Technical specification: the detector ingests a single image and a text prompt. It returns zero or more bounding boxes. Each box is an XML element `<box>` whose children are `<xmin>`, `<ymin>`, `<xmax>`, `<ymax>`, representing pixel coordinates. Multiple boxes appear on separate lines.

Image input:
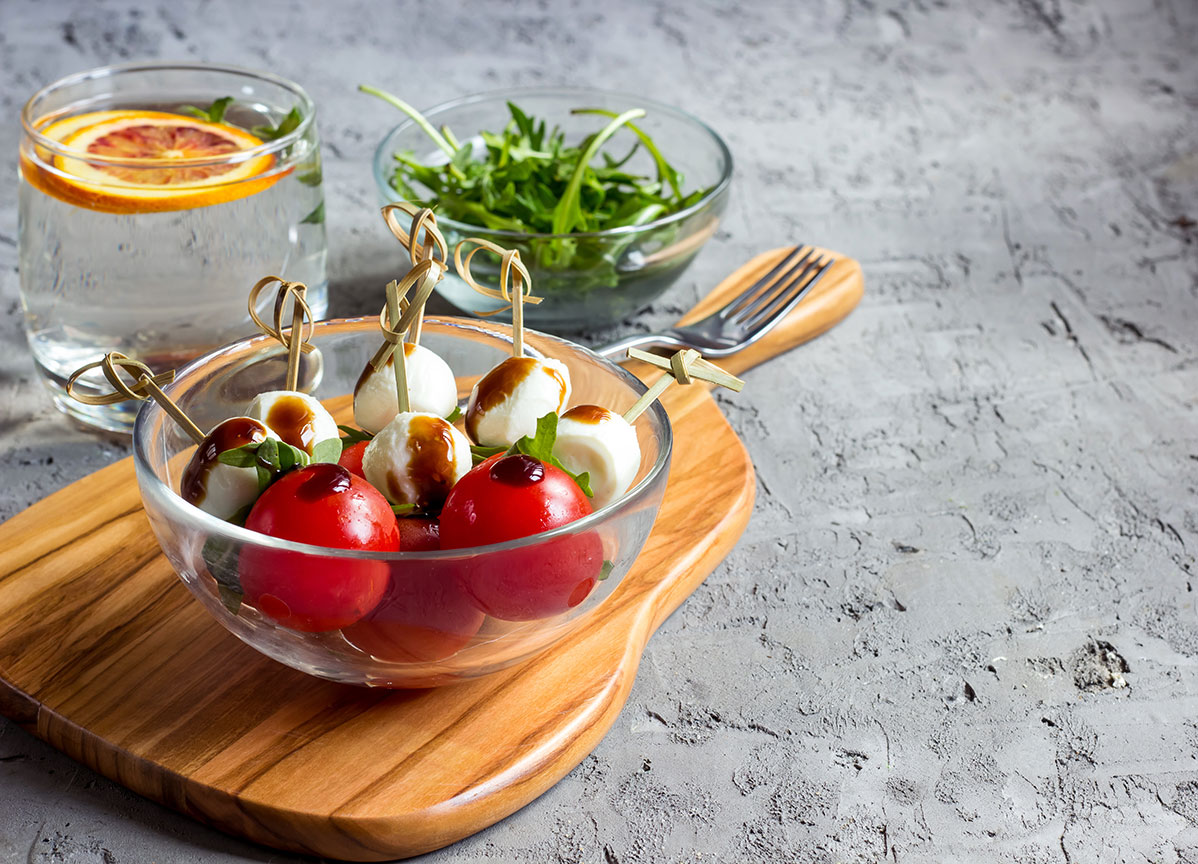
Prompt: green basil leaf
<box><xmin>256</xmin><ymin>438</ymin><xmax>281</xmax><ymax>469</ymax></box>
<box><xmin>179</xmin><ymin>96</ymin><xmax>234</xmax><ymax>124</ymax></box>
<box><xmin>201</xmin><ymin>534</ymin><xmax>243</xmax><ymax>613</ymax></box>
<box><xmin>470</xmin><ymin>444</ymin><xmax>507</xmax><ymax>466</ymax></box>
<box><xmin>301</xmin><ymin>201</ymin><xmax>325</xmax><ymax>225</ymax></box>
<box><xmin>252</xmin><ymin>106</ymin><xmax>303</xmax><ymax>141</ymax></box>
<box><xmin>339</xmin><ymin>425</ymin><xmax>375</xmax><ymax>446</ymax></box>
<box><xmin>445</xmin><ymin>405</ymin><xmax>463</xmax><ymax>424</ymax></box>
<box><xmin>207</xmin><ymin>96</ymin><xmax>233</xmax><ymax>124</ymax></box>
<box><xmin>256</xmin><ymin>464</ymin><xmax>272</xmax><ymax>492</ymax></box>
<box><xmin>311</xmin><ymin>437</ymin><xmax>343</xmax><ymax>464</ymax></box>
<box><xmin>505</xmin><ymin>412</ymin><xmax>593</xmax><ymax>497</ymax></box>
<box><xmin>217</xmin><ymin>445</ymin><xmax>259</xmax><ymax>467</ymax></box>
<box><xmin>597</xmin><ymin>560</ymin><xmax>614</xmax><ymax>581</ymax></box>
<box><xmin>572</xmin><ymin>470</ymin><xmax>594</xmax><ymax>499</ymax></box>
<box><xmin>227</xmin><ymin>503</ymin><xmax>254</xmax><ymax>527</ymax></box>
<box><xmin>390</xmin><ymin>502</ymin><xmax>417</xmax><ymax>516</ymax></box>
<box><xmin>217</xmin><ymin>584</ymin><xmax>244</xmax><ymax>615</ymax></box>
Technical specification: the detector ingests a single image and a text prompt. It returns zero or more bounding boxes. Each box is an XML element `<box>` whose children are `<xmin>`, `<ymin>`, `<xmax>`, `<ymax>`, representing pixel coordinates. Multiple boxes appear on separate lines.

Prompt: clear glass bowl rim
<box><xmin>132</xmin><ymin>315</ymin><xmax>673</xmax><ymax>561</ymax></box>
<box><xmin>21</xmin><ymin>61</ymin><xmax>317</xmax><ymax>170</ymax></box>
<box><xmin>371</xmin><ymin>85</ymin><xmax>734</xmax><ymax>242</ymax></box>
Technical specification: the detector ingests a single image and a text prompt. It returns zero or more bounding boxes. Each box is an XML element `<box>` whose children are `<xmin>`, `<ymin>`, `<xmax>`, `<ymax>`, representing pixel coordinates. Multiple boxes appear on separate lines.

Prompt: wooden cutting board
<box><xmin>0</xmin><ymin>248</ymin><xmax>862</xmax><ymax>860</ymax></box>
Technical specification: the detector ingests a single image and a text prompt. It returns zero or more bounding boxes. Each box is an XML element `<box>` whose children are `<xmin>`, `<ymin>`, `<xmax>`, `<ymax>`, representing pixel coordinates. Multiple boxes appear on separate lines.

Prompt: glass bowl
<box><xmin>133</xmin><ymin>317</ymin><xmax>671</xmax><ymax>688</ymax></box>
<box><xmin>371</xmin><ymin>87</ymin><xmax>733</xmax><ymax>332</ymax></box>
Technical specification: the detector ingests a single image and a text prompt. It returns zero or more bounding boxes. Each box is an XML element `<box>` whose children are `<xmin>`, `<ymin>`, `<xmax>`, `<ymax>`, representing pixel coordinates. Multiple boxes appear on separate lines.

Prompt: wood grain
<box><xmin>0</xmin><ymin>247</ymin><xmax>861</xmax><ymax>860</ymax></box>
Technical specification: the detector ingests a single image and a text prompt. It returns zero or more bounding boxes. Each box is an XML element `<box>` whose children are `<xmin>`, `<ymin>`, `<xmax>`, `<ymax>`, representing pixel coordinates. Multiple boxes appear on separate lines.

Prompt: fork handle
<box><xmin>592</xmin><ymin>331</ymin><xmax>690</xmax><ymax>359</ymax></box>
<box><xmin>596</xmin><ymin>246</ymin><xmax>864</xmax><ymax>377</ymax></box>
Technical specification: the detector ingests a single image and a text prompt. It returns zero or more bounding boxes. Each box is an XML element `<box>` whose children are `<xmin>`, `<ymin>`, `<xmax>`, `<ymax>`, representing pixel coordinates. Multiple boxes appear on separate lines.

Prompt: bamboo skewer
<box><xmin>370</xmin><ymin>204</ymin><xmax>452</xmax><ymax>412</ymax></box>
<box><xmin>247</xmin><ymin>276</ymin><xmax>315</xmax><ymax>392</ymax></box>
<box><xmin>623</xmin><ymin>348</ymin><xmax>744</xmax><ymax>423</ymax></box>
<box><xmin>67</xmin><ymin>352</ymin><xmax>205</xmax><ymax>444</ymax></box>
<box><xmin>454</xmin><ymin>237</ymin><xmax>539</xmax><ymax>358</ymax></box>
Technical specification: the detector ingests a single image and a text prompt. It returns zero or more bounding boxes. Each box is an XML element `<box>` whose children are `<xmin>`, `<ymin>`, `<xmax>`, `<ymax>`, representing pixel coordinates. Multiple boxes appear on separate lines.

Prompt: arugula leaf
<box><xmin>339</xmin><ymin>425</ymin><xmax>375</xmax><ymax>446</ymax></box>
<box><xmin>180</xmin><ymin>96</ymin><xmax>233</xmax><ymax>124</ymax></box>
<box><xmin>359</xmin><ymin>86</ymin><xmax>714</xmax><ymax>310</ymax></box>
<box><xmin>311</xmin><ymin>437</ymin><xmax>343</xmax><ymax>464</ymax></box>
<box><xmin>505</xmin><ymin>413</ymin><xmax>594</xmax><ymax>497</ymax></box>
<box><xmin>445</xmin><ymin>405</ymin><xmax>463</xmax><ymax>424</ymax></box>
<box><xmin>252</xmin><ymin>106</ymin><xmax>303</xmax><ymax>141</ymax></box>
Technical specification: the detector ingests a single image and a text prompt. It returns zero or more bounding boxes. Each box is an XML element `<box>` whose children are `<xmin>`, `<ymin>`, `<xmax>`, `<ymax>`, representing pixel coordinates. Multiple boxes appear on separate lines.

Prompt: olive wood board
<box><xmin>0</xmin><ymin>247</ymin><xmax>862</xmax><ymax>860</ymax></box>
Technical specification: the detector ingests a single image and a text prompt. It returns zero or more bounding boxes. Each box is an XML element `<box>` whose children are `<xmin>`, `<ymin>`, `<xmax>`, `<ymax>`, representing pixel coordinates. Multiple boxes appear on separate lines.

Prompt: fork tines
<box><xmin>721</xmin><ymin>246</ymin><xmax>833</xmax><ymax>331</ymax></box>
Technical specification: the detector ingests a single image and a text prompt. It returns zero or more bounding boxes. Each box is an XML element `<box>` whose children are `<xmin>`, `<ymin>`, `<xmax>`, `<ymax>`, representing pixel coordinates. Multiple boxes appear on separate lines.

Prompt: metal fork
<box><xmin>594</xmin><ymin>246</ymin><xmax>835</xmax><ymax>359</ymax></box>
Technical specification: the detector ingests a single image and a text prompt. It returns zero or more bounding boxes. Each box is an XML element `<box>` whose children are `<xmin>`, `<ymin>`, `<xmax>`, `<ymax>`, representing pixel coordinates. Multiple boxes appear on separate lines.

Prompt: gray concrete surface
<box><xmin>1</xmin><ymin>0</ymin><xmax>1196</xmax><ymax>861</ymax></box>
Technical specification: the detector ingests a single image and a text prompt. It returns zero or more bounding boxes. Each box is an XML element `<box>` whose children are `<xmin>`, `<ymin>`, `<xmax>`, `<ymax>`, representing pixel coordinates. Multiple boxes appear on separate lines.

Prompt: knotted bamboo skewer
<box><xmin>247</xmin><ymin>276</ymin><xmax>315</xmax><ymax>392</ymax></box>
<box><xmin>66</xmin><ymin>352</ymin><xmax>205</xmax><ymax>444</ymax></box>
<box><xmin>622</xmin><ymin>347</ymin><xmax>744</xmax><ymax>422</ymax></box>
<box><xmin>454</xmin><ymin>237</ymin><xmax>541</xmax><ymax>358</ymax></box>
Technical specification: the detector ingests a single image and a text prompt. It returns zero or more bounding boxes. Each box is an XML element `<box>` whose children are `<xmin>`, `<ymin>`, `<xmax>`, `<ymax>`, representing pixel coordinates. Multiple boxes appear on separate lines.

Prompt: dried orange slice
<box><xmin>22</xmin><ymin>110</ymin><xmax>283</xmax><ymax>213</ymax></box>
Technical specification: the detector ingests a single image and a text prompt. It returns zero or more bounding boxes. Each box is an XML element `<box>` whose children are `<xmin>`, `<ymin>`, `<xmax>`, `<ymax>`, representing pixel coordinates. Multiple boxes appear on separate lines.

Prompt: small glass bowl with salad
<box><xmin>369</xmin><ymin>87</ymin><xmax>733</xmax><ymax>332</ymax></box>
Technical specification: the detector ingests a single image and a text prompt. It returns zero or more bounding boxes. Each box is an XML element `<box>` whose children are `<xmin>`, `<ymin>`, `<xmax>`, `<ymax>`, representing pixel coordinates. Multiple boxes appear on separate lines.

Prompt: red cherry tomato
<box><xmin>338</xmin><ymin>440</ymin><xmax>369</xmax><ymax>479</ymax></box>
<box><xmin>397</xmin><ymin>516</ymin><xmax>440</xmax><ymax>551</ymax></box>
<box><xmin>240</xmin><ymin>463</ymin><xmax>399</xmax><ymax>632</ymax></box>
<box><xmin>342</xmin><ymin>559</ymin><xmax>484</xmax><ymax>664</ymax></box>
<box><xmin>440</xmin><ymin>454</ymin><xmax>602</xmax><ymax>620</ymax></box>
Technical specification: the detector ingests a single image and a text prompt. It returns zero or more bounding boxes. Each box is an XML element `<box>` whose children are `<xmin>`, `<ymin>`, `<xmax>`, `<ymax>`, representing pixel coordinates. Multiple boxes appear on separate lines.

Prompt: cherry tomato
<box><xmin>342</xmin><ymin>559</ymin><xmax>484</xmax><ymax>663</ymax></box>
<box><xmin>338</xmin><ymin>440</ymin><xmax>369</xmax><ymax>479</ymax></box>
<box><xmin>397</xmin><ymin>516</ymin><xmax>440</xmax><ymax>551</ymax></box>
<box><xmin>239</xmin><ymin>463</ymin><xmax>399</xmax><ymax>632</ymax></box>
<box><xmin>440</xmin><ymin>454</ymin><xmax>602</xmax><ymax>620</ymax></box>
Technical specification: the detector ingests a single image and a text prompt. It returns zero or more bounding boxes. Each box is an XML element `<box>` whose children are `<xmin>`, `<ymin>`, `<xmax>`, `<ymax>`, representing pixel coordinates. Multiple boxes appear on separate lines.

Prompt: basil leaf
<box><xmin>256</xmin><ymin>438</ymin><xmax>280</xmax><ymax>469</ymax></box>
<box><xmin>301</xmin><ymin>201</ymin><xmax>325</xmax><ymax>225</ymax></box>
<box><xmin>598</xmin><ymin>560</ymin><xmax>614</xmax><ymax>581</ymax></box>
<box><xmin>311</xmin><ymin>437</ymin><xmax>343</xmax><ymax>464</ymax></box>
<box><xmin>252</xmin><ymin>106</ymin><xmax>303</xmax><ymax>141</ymax></box>
<box><xmin>180</xmin><ymin>96</ymin><xmax>233</xmax><ymax>124</ymax></box>
<box><xmin>505</xmin><ymin>412</ymin><xmax>594</xmax><ymax>497</ymax></box>
<box><xmin>201</xmin><ymin>535</ymin><xmax>243</xmax><ymax>613</ymax></box>
<box><xmin>217</xmin><ymin>445</ymin><xmax>259</xmax><ymax>467</ymax></box>
<box><xmin>339</xmin><ymin>425</ymin><xmax>375</xmax><ymax>446</ymax></box>
<box><xmin>390</xmin><ymin>502</ymin><xmax>417</xmax><ymax>516</ymax></box>
<box><xmin>218</xmin><ymin>584</ymin><xmax>244</xmax><ymax>615</ymax></box>
<box><xmin>445</xmin><ymin>405</ymin><xmax>463</xmax><ymax>424</ymax></box>
<box><xmin>470</xmin><ymin>444</ymin><xmax>507</xmax><ymax>466</ymax></box>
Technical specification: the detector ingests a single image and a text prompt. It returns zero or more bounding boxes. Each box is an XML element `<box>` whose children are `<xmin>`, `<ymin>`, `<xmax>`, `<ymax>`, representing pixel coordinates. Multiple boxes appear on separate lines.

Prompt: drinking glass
<box><xmin>18</xmin><ymin>62</ymin><xmax>328</xmax><ymax>433</ymax></box>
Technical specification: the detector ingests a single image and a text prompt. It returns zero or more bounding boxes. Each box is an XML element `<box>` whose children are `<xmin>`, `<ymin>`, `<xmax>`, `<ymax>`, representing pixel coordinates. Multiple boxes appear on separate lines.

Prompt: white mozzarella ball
<box><xmin>362</xmin><ymin>411</ymin><xmax>472</xmax><ymax>510</ymax></box>
<box><xmin>555</xmin><ymin>406</ymin><xmax>641</xmax><ymax>509</ymax></box>
<box><xmin>181</xmin><ymin>417</ymin><xmax>280</xmax><ymax>520</ymax></box>
<box><xmin>353</xmin><ymin>343</ymin><xmax>459</xmax><ymax>434</ymax></box>
<box><xmin>465</xmin><ymin>356</ymin><xmax>571</xmax><ymax>447</ymax></box>
<box><xmin>245</xmin><ymin>390</ymin><xmax>339</xmax><ymax>457</ymax></box>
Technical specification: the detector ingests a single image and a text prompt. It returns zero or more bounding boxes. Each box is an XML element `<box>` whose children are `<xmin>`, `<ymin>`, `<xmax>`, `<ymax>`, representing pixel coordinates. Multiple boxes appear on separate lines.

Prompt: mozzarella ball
<box><xmin>555</xmin><ymin>405</ymin><xmax>641</xmax><ymax>509</ymax></box>
<box><xmin>180</xmin><ymin>417</ymin><xmax>280</xmax><ymax>520</ymax></box>
<box><xmin>362</xmin><ymin>412</ymin><xmax>472</xmax><ymax>511</ymax></box>
<box><xmin>246</xmin><ymin>390</ymin><xmax>339</xmax><ymax>457</ymax></box>
<box><xmin>353</xmin><ymin>343</ymin><xmax>459</xmax><ymax>434</ymax></box>
<box><xmin>465</xmin><ymin>356</ymin><xmax>571</xmax><ymax>447</ymax></box>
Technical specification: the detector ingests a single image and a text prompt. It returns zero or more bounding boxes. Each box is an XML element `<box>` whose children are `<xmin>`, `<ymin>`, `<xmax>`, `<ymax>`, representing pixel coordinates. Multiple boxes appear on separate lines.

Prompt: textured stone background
<box><xmin>1</xmin><ymin>0</ymin><xmax>1197</xmax><ymax>861</ymax></box>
